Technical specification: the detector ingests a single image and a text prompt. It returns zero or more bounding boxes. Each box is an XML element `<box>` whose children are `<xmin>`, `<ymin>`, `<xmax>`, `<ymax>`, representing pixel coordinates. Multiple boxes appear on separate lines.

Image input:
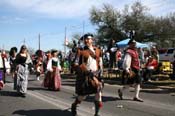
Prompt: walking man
<box><xmin>118</xmin><ymin>39</ymin><xmax>143</xmax><ymax>102</ymax></box>
<box><xmin>71</xmin><ymin>33</ymin><xmax>103</xmax><ymax>116</ymax></box>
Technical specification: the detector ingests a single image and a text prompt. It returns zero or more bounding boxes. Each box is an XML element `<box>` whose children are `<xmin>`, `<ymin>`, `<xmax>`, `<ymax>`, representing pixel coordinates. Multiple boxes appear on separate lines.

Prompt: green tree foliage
<box><xmin>90</xmin><ymin>1</ymin><xmax>175</xmax><ymax>48</ymax></box>
<box><xmin>153</xmin><ymin>13</ymin><xmax>175</xmax><ymax>48</ymax></box>
<box><xmin>121</xmin><ymin>2</ymin><xmax>149</xmax><ymax>41</ymax></box>
<box><xmin>90</xmin><ymin>4</ymin><xmax>125</xmax><ymax>45</ymax></box>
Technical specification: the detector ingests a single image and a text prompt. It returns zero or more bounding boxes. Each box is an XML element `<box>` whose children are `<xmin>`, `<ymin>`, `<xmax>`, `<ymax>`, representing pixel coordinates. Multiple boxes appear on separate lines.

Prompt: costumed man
<box><xmin>71</xmin><ymin>33</ymin><xmax>103</xmax><ymax>116</ymax></box>
<box><xmin>118</xmin><ymin>39</ymin><xmax>144</xmax><ymax>102</ymax></box>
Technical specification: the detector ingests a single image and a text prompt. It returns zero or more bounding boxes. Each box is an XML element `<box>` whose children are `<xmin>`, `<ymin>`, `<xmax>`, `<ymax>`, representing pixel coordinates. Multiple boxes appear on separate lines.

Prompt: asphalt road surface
<box><xmin>0</xmin><ymin>74</ymin><xmax>175</xmax><ymax>116</ymax></box>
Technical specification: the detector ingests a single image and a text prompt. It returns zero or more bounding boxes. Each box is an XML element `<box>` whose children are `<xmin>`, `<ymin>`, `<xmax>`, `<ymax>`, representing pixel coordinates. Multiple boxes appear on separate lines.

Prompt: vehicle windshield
<box><xmin>167</xmin><ymin>49</ymin><xmax>175</xmax><ymax>54</ymax></box>
<box><xmin>158</xmin><ymin>49</ymin><xmax>167</xmax><ymax>54</ymax></box>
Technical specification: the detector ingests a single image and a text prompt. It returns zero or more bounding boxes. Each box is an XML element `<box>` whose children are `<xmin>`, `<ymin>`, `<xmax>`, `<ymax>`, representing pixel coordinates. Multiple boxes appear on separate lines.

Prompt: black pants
<box><xmin>109</xmin><ymin>53</ymin><xmax>116</xmax><ymax>68</ymax></box>
<box><xmin>143</xmin><ymin>69</ymin><xmax>154</xmax><ymax>81</ymax></box>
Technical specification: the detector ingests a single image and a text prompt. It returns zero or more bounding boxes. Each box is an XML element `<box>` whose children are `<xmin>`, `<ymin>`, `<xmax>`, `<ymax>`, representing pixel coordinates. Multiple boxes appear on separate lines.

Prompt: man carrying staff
<box><xmin>71</xmin><ymin>33</ymin><xmax>103</xmax><ymax>116</ymax></box>
<box><xmin>118</xmin><ymin>39</ymin><xmax>144</xmax><ymax>102</ymax></box>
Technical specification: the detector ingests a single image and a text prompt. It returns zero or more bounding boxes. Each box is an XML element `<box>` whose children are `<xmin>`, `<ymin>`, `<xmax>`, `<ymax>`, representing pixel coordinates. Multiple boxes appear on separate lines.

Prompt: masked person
<box><xmin>118</xmin><ymin>39</ymin><xmax>143</xmax><ymax>102</ymax></box>
<box><xmin>71</xmin><ymin>33</ymin><xmax>103</xmax><ymax>116</ymax></box>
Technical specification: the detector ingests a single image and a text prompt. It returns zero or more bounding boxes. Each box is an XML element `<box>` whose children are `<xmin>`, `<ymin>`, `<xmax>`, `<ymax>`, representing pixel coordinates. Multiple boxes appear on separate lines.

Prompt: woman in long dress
<box><xmin>15</xmin><ymin>45</ymin><xmax>32</xmax><ymax>97</ymax></box>
<box><xmin>44</xmin><ymin>49</ymin><xmax>62</xmax><ymax>91</ymax></box>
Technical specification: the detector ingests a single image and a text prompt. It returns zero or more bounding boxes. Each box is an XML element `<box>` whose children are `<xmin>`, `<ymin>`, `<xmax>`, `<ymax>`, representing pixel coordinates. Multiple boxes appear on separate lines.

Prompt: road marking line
<box><xmin>6</xmin><ymin>83</ymin><xmax>112</xmax><ymax>116</ymax></box>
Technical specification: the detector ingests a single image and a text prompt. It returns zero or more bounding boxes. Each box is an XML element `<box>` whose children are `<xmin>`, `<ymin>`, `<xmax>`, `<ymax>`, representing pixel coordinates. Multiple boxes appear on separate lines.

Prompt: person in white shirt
<box><xmin>44</xmin><ymin>49</ymin><xmax>62</xmax><ymax>91</ymax></box>
<box><xmin>71</xmin><ymin>33</ymin><xmax>103</xmax><ymax>116</ymax></box>
<box><xmin>118</xmin><ymin>39</ymin><xmax>143</xmax><ymax>102</ymax></box>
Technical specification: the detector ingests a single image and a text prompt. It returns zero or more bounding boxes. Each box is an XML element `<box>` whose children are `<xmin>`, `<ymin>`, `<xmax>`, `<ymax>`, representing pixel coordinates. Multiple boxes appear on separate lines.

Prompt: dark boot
<box><xmin>71</xmin><ymin>99</ymin><xmax>81</xmax><ymax>116</ymax></box>
<box><xmin>118</xmin><ymin>89</ymin><xmax>123</xmax><ymax>100</ymax></box>
<box><xmin>94</xmin><ymin>101</ymin><xmax>103</xmax><ymax>116</ymax></box>
<box><xmin>71</xmin><ymin>103</ymin><xmax>77</xmax><ymax>116</ymax></box>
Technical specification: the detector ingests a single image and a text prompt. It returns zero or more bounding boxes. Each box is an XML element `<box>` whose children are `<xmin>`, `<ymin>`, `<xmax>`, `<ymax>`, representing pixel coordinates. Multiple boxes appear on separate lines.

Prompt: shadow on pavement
<box><xmin>27</xmin><ymin>87</ymin><xmax>47</xmax><ymax>91</ymax></box>
<box><xmin>61</xmin><ymin>74</ymin><xmax>76</xmax><ymax>79</ymax></box>
<box><xmin>28</xmin><ymin>79</ymin><xmax>39</xmax><ymax>82</ymax></box>
<box><xmin>62</xmin><ymin>73</ymin><xmax>175</xmax><ymax>95</ymax></box>
<box><xmin>0</xmin><ymin>90</ymin><xmax>20</xmax><ymax>97</ymax></box>
<box><xmin>102</xmin><ymin>95</ymin><xmax>119</xmax><ymax>102</ymax></box>
<box><xmin>13</xmin><ymin>109</ymin><xmax>72</xmax><ymax>116</ymax></box>
<box><xmin>62</xmin><ymin>80</ymin><xmax>75</xmax><ymax>83</ymax></box>
<box><xmin>84</xmin><ymin>95</ymin><xmax>119</xmax><ymax>103</ymax></box>
<box><xmin>103</xmin><ymin>78</ymin><xmax>122</xmax><ymax>85</ymax></box>
<box><xmin>61</xmin><ymin>83</ymin><xmax>75</xmax><ymax>87</ymax></box>
<box><xmin>145</xmin><ymin>81</ymin><xmax>175</xmax><ymax>87</ymax></box>
<box><xmin>140</xmin><ymin>88</ymin><xmax>175</xmax><ymax>94</ymax></box>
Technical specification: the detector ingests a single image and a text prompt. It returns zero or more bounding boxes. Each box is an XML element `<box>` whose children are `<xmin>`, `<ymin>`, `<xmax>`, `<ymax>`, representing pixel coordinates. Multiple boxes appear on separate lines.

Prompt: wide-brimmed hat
<box><xmin>80</xmin><ymin>33</ymin><xmax>94</xmax><ymax>41</ymax></box>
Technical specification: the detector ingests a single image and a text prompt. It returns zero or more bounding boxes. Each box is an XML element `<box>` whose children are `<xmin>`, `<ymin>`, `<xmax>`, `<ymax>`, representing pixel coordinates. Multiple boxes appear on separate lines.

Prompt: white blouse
<box><xmin>122</xmin><ymin>53</ymin><xmax>131</xmax><ymax>72</ymax></box>
<box><xmin>86</xmin><ymin>47</ymin><xmax>97</xmax><ymax>72</ymax></box>
<box><xmin>47</xmin><ymin>57</ymin><xmax>61</xmax><ymax>71</ymax></box>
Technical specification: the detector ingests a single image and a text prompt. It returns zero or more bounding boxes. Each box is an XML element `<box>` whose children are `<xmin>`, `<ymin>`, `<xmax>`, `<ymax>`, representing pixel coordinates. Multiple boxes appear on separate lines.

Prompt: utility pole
<box><xmin>23</xmin><ymin>38</ymin><xmax>26</xmax><ymax>45</ymax></box>
<box><xmin>2</xmin><ymin>44</ymin><xmax>4</xmax><ymax>50</ymax></box>
<box><xmin>81</xmin><ymin>21</ymin><xmax>85</xmax><ymax>42</ymax></box>
<box><xmin>38</xmin><ymin>33</ymin><xmax>40</xmax><ymax>50</ymax></box>
<box><xmin>64</xmin><ymin>27</ymin><xmax>67</xmax><ymax>57</ymax></box>
<box><xmin>83</xmin><ymin>21</ymin><xmax>85</xmax><ymax>36</ymax></box>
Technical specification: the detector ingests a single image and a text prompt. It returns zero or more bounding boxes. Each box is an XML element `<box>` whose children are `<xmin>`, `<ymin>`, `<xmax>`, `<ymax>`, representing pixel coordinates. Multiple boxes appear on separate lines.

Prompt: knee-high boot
<box><xmin>94</xmin><ymin>101</ymin><xmax>103</xmax><ymax>116</ymax></box>
<box><xmin>71</xmin><ymin>98</ymin><xmax>81</xmax><ymax>116</ymax></box>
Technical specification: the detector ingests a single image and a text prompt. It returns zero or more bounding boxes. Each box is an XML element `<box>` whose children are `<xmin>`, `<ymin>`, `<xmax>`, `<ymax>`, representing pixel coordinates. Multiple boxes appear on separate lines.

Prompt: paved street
<box><xmin>0</xmin><ymin>74</ymin><xmax>175</xmax><ymax>116</ymax></box>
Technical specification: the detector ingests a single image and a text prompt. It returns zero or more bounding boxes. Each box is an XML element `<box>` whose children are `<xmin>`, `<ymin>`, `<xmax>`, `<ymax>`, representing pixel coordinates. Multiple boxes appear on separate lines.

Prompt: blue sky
<box><xmin>0</xmin><ymin>0</ymin><xmax>175</xmax><ymax>52</ymax></box>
